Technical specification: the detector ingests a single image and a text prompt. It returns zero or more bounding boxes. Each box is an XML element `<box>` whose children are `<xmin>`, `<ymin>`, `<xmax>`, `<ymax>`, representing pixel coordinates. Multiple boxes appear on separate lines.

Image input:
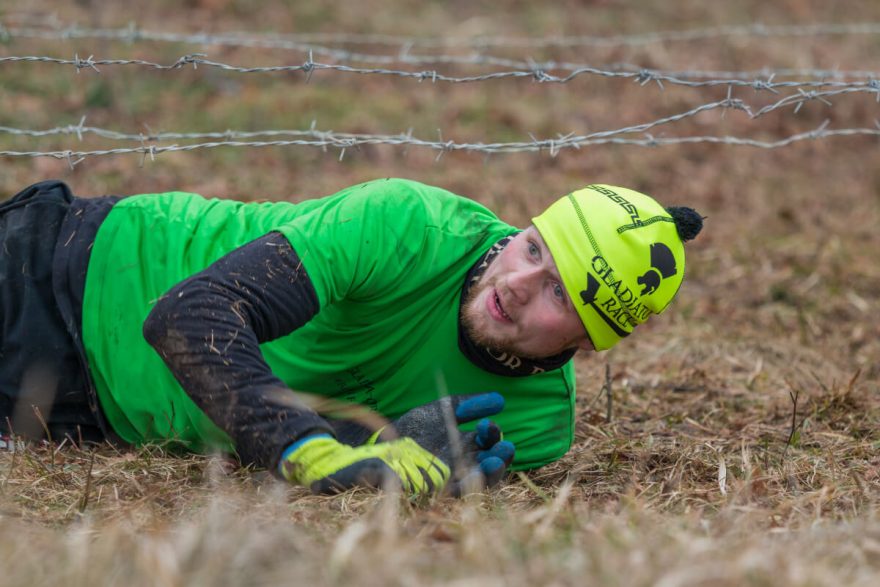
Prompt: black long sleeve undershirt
<box><xmin>142</xmin><ymin>232</ymin><xmax>334</xmax><ymax>468</ymax></box>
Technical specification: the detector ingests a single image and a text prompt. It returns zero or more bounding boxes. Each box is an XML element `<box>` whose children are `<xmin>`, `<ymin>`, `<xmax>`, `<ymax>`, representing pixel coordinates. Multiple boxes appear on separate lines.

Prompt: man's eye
<box><xmin>528</xmin><ymin>242</ymin><xmax>540</xmax><ymax>258</ymax></box>
<box><xmin>553</xmin><ymin>283</ymin><xmax>565</xmax><ymax>299</ymax></box>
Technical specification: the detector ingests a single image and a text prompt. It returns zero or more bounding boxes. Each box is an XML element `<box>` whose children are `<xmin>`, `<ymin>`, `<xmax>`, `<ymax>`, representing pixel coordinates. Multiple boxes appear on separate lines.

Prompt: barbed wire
<box><xmin>3</xmin><ymin>53</ymin><xmax>880</xmax><ymax>95</ymax></box>
<box><xmin>3</xmin><ymin>21</ymin><xmax>880</xmax><ymax>49</ymax></box>
<box><xmin>1</xmin><ymin>125</ymin><xmax>877</xmax><ymax>168</ymax></box>
<box><xmin>1</xmin><ymin>119</ymin><xmax>877</xmax><ymax>168</ymax></box>
<box><xmin>3</xmin><ymin>23</ymin><xmax>879</xmax><ymax>81</ymax></box>
<box><xmin>2</xmin><ymin>20</ymin><xmax>877</xmax><ymax>167</ymax></box>
<box><xmin>2</xmin><ymin>94</ymin><xmax>876</xmax><ymax>166</ymax></box>
<box><xmin>0</xmin><ymin>83</ymin><xmax>872</xmax><ymax>152</ymax></box>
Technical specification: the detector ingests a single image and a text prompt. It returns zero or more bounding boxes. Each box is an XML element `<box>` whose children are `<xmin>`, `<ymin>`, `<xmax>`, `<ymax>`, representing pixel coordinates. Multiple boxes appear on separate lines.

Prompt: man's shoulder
<box><xmin>349</xmin><ymin>177</ymin><xmax>458</xmax><ymax>196</ymax></box>
<box><xmin>342</xmin><ymin>178</ymin><xmax>498</xmax><ymax>219</ymax></box>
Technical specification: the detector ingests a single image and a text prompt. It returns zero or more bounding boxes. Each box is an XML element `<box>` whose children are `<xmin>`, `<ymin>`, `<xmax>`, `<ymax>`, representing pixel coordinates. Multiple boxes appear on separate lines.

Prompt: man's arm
<box><xmin>142</xmin><ymin>233</ymin><xmax>455</xmax><ymax>495</ymax></box>
<box><xmin>142</xmin><ymin>231</ymin><xmax>334</xmax><ymax>469</ymax></box>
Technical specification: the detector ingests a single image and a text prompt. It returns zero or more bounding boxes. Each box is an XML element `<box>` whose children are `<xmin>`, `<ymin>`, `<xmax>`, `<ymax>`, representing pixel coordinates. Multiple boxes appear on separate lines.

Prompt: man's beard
<box><xmin>461</xmin><ymin>275</ymin><xmax>535</xmax><ymax>360</ymax></box>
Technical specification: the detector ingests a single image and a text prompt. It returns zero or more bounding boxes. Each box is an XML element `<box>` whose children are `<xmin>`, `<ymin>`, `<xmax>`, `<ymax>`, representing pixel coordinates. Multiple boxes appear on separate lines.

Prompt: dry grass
<box><xmin>2</xmin><ymin>380</ymin><xmax>880</xmax><ymax>587</ymax></box>
<box><xmin>2</xmin><ymin>0</ymin><xmax>880</xmax><ymax>584</ymax></box>
<box><xmin>2</xmin><ymin>356</ymin><xmax>878</xmax><ymax>584</ymax></box>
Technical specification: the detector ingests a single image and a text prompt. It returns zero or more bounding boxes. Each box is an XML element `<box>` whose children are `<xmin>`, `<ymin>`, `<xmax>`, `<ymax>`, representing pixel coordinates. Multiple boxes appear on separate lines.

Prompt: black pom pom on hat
<box><xmin>665</xmin><ymin>206</ymin><xmax>704</xmax><ymax>242</ymax></box>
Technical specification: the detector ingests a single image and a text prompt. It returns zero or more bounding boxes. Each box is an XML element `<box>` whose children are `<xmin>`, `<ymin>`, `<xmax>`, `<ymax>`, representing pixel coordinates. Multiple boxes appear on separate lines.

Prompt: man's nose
<box><xmin>506</xmin><ymin>267</ymin><xmax>541</xmax><ymax>303</ymax></box>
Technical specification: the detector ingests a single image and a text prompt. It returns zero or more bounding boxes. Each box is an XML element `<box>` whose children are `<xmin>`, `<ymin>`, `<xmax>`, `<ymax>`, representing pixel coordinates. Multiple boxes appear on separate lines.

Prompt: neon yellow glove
<box><xmin>279</xmin><ymin>434</ymin><xmax>450</xmax><ymax>495</ymax></box>
<box><xmin>351</xmin><ymin>393</ymin><xmax>515</xmax><ymax>497</ymax></box>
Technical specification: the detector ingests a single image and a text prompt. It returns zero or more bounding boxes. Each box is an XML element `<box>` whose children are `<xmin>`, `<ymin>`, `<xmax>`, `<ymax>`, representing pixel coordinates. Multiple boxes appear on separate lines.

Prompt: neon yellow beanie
<box><xmin>532</xmin><ymin>184</ymin><xmax>701</xmax><ymax>351</ymax></box>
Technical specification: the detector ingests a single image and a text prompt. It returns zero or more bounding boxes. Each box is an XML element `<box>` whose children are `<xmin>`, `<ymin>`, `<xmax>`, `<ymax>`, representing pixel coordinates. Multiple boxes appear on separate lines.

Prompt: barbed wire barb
<box><xmin>870</xmin><ymin>79</ymin><xmax>880</xmax><ymax>102</ymax></box>
<box><xmin>73</xmin><ymin>53</ymin><xmax>100</xmax><ymax>73</ymax></box>
<box><xmin>74</xmin><ymin>116</ymin><xmax>87</xmax><ymax>141</ymax></box>
<box><xmin>811</xmin><ymin>119</ymin><xmax>832</xmax><ymax>139</ymax></box>
<box><xmin>793</xmin><ymin>89</ymin><xmax>833</xmax><ymax>113</ymax></box>
<box><xmin>303</xmin><ymin>50</ymin><xmax>315</xmax><ymax>82</ymax></box>
<box><xmin>64</xmin><ymin>150</ymin><xmax>84</xmax><ymax>169</ymax></box>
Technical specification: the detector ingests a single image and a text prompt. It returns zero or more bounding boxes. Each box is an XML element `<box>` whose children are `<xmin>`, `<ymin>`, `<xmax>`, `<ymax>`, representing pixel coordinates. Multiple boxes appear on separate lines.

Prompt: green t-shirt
<box><xmin>82</xmin><ymin>178</ymin><xmax>575</xmax><ymax>470</ymax></box>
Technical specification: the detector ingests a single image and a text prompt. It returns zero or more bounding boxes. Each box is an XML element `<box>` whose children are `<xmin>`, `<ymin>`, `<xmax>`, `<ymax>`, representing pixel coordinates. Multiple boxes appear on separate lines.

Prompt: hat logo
<box><xmin>579</xmin><ymin>273</ymin><xmax>631</xmax><ymax>338</ymax></box>
<box><xmin>637</xmin><ymin>243</ymin><xmax>677</xmax><ymax>296</ymax></box>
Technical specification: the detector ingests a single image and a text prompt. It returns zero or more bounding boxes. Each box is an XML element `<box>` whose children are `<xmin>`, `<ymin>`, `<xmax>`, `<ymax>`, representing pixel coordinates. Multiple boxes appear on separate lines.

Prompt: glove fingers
<box><xmin>452</xmin><ymin>392</ymin><xmax>505</xmax><ymax>424</ymax></box>
<box><xmin>398</xmin><ymin>461</ymin><xmax>448</xmax><ymax>495</ymax></box>
<box><xmin>311</xmin><ymin>458</ymin><xmax>398</xmax><ymax>495</ymax></box>
<box><xmin>443</xmin><ymin>427</ymin><xmax>512</xmax><ymax>470</ymax></box>
<box><xmin>414</xmin><ymin>464</ymin><xmax>443</xmax><ymax>494</ymax></box>
<box><xmin>477</xmin><ymin>440</ymin><xmax>515</xmax><ymax>466</ymax></box>
<box><xmin>475</xmin><ymin>419</ymin><xmax>502</xmax><ymax>450</ymax></box>
<box><xmin>478</xmin><ymin>456</ymin><xmax>508</xmax><ymax>488</ymax></box>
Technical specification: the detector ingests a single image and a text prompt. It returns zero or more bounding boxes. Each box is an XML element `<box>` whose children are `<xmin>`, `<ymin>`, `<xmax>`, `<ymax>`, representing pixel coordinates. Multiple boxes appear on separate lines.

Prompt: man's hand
<box><xmin>279</xmin><ymin>434</ymin><xmax>450</xmax><ymax>495</ymax></box>
<box><xmin>332</xmin><ymin>392</ymin><xmax>515</xmax><ymax>496</ymax></box>
<box><xmin>384</xmin><ymin>393</ymin><xmax>515</xmax><ymax>496</ymax></box>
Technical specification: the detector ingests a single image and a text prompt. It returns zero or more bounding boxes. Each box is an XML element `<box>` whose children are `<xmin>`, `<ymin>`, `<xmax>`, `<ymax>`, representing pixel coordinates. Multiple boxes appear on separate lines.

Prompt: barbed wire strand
<box><xmin>3</xmin><ymin>53</ymin><xmax>880</xmax><ymax>96</ymax></box>
<box><xmin>1</xmin><ymin>98</ymin><xmax>743</xmax><ymax>149</ymax></box>
<box><xmin>2</xmin><ymin>23</ymin><xmax>879</xmax><ymax>81</ymax></box>
<box><xmin>1</xmin><ymin>84</ymin><xmax>869</xmax><ymax>151</ymax></box>
<box><xmin>2</xmin><ymin>83</ymin><xmax>877</xmax><ymax>160</ymax></box>
<box><xmin>2</xmin><ymin>123</ymin><xmax>878</xmax><ymax>169</ymax></box>
<box><xmin>4</xmin><ymin>21</ymin><xmax>880</xmax><ymax>49</ymax></box>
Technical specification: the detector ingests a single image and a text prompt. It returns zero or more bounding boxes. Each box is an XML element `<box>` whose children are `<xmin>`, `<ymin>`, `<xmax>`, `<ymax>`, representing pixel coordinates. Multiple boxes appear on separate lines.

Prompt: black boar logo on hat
<box><xmin>637</xmin><ymin>243</ymin><xmax>677</xmax><ymax>296</ymax></box>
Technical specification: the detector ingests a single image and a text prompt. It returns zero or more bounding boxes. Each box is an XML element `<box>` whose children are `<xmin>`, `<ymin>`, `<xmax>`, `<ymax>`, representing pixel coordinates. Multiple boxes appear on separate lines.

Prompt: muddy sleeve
<box><xmin>142</xmin><ymin>231</ymin><xmax>334</xmax><ymax>469</ymax></box>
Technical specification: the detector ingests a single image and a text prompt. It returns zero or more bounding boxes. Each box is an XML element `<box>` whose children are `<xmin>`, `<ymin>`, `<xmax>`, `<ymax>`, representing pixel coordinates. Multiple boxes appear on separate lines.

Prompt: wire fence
<box><xmin>3</xmin><ymin>22</ymin><xmax>880</xmax><ymax>80</ymax></box>
<box><xmin>1</xmin><ymin>20</ymin><xmax>878</xmax><ymax>165</ymax></box>
<box><xmin>2</xmin><ymin>120</ymin><xmax>877</xmax><ymax>169</ymax></box>
<box><xmin>2</xmin><ymin>53</ymin><xmax>880</xmax><ymax>95</ymax></box>
<box><xmin>0</xmin><ymin>88</ymin><xmax>870</xmax><ymax>142</ymax></box>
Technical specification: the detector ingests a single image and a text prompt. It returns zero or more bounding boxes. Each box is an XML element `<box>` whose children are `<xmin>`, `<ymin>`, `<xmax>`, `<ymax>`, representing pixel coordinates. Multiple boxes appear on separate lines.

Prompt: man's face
<box><xmin>462</xmin><ymin>226</ymin><xmax>594</xmax><ymax>359</ymax></box>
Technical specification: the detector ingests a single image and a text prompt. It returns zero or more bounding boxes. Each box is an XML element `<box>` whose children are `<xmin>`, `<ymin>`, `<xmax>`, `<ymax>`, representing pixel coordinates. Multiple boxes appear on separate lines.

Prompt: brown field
<box><xmin>1</xmin><ymin>1</ymin><xmax>879</xmax><ymax>585</ymax></box>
